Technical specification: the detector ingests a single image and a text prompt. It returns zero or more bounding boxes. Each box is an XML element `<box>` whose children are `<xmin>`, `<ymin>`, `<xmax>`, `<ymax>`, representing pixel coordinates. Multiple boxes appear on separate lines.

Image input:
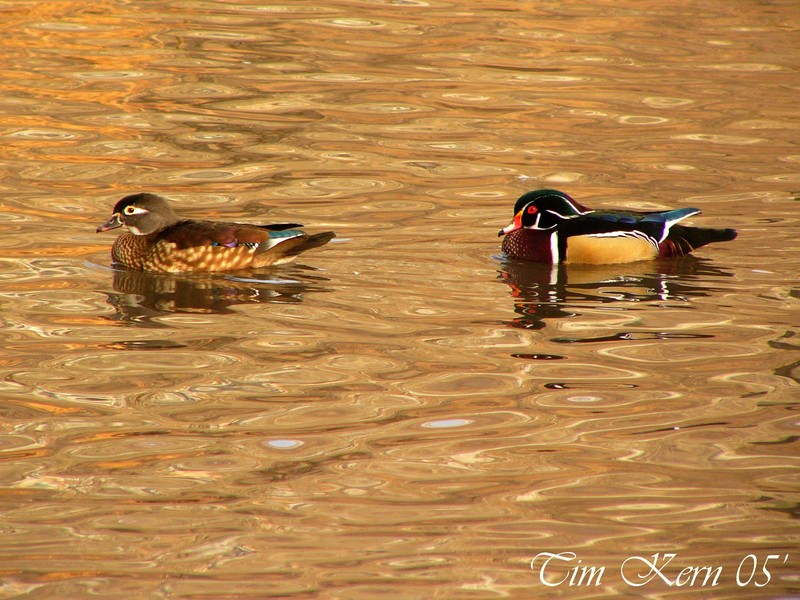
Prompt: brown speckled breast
<box><xmin>501</xmin><ymin>229</ymin><xmax>554</xmax><ymax>263</ymax></box>
<box><xmin>111</xmin><ymin>233</ymin><xmax>154</xmax><ymax>270</ymax></box>
<box><xmin>111</xmin><ymin>233</ymin><xmax>258</xmax><ymax>273</ymax></box>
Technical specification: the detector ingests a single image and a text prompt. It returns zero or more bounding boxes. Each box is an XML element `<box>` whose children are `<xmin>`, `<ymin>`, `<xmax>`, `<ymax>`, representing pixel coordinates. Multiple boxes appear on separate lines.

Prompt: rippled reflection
<box><xmin>102</xmin><ymin>266</ymin><xmax>331</xmax><ymax>323</ymax></box>
<box><xmin>498</xmin><ymin>256</ymin><xmax>734</xmax><ymax>330</ymax></box>
<box><xmin>2</xmin><ymin>0</ymin><xmax>799</xmax><ymax>597</ymax></box>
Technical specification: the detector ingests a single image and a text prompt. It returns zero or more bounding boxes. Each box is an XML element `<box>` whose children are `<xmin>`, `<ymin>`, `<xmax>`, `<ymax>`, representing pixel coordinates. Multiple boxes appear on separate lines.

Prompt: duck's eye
<box><xmin>527</xmin><ymin>206</ymin><xmax>538</xmax><ymax>215</ymax></box>
<box><xmin>123</xmin><ymin>205</ymin><xmax>137</xmax><ymax>215</ymax></box>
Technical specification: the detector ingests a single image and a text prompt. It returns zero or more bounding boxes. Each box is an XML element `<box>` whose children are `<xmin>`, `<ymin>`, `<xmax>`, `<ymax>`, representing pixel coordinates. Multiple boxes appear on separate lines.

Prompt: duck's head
<box><xmin>97</xmin><ymin>193</ymin><xmax>181</xmax><ymax>236</ymax></box>
<box><xmin>499</xmin><ymin>189</ymin><xmax>588</xmax><ymax>236</ymax></box>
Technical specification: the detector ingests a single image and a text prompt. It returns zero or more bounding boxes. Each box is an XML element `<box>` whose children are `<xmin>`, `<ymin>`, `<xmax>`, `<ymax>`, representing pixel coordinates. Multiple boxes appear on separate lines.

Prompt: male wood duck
<box><xmin>97</xmin><ymin>193</ymin><xmax>335</xmax><ymax>273</ymax></box>
<box><xmin>499</xmin><ymin>189</ymin><xmax>737</xmax><ymax>264</ymax></box>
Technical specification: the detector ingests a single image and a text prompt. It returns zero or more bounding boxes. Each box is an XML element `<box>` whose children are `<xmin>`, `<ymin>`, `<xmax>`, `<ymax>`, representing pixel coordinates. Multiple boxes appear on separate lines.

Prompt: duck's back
<box><xmin>111</xmin><ymin>219</ymin><xmax>333</xmax><ymax>272</ymax></box>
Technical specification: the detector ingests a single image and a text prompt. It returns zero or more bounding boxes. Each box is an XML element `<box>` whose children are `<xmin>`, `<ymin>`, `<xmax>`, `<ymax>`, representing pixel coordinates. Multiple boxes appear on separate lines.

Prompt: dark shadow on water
<box><xmin>496</xmin><ymin>256</ymin><xmax>735</xmax><ymax>331</ymax></box>
<box><xmin>101</xmin><ymin>265</ymin><xmax>332</xmax><ymax>326</ymax></box>
<box><xmin>769</xmin><ymin>329</ymin><xmax>800</xmax><ymax>385</ymax></box>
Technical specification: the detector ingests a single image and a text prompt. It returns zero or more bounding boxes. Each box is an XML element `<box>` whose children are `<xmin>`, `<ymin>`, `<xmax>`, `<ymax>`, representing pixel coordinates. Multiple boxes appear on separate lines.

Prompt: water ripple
<box><xmin>1</xmin><ymin>0</ymin><xmax>798</xmax><ymax>596</ymax></box>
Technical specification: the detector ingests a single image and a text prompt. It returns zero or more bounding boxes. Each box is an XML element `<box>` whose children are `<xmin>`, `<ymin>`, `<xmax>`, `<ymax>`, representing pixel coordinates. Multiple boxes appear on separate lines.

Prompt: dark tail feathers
<box><xmin>253</xmin><ymin>231</ymin><xmax>335</xmax><ymax>267</ymax></box>
<box><xmin>667</xmin><ymin>225</ymin><xmax>737</xmax><ymax>255</ymax></box>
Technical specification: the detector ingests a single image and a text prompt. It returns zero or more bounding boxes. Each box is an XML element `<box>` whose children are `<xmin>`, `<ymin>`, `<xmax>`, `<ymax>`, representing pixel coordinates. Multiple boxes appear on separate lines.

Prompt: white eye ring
<box><xmin>123</xmin><ymin>205</ymin><xmax>146</xmax><ymax>215</ymax></box>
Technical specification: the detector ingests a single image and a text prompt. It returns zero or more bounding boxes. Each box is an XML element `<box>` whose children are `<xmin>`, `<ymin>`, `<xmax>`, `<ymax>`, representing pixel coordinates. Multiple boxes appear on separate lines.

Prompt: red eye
<box><xmin>527</xmin><ymin>206</ymin><xmax>537</xmax><ymax>214</ymax></box>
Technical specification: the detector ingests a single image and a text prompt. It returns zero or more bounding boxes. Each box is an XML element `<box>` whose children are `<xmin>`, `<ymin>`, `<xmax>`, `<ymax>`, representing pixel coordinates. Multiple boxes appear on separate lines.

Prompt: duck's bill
<box><xmin>498</xmin><ymin>212</ymin><xmax>522</xmax><ymax>237</ymax></box>
<box><xmin>97</xmin><ymin>213</ymin><xmax>122</xmax><ymax>233</ymax></box>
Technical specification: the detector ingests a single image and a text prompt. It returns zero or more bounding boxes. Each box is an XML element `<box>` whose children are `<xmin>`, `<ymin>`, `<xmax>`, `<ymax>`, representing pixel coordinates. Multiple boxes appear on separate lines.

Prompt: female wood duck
<box><xmin>97</xmin><ymin>193</ymin><xmax>335</xmax><ymax>273</ymax></box>
<box><xmin>499</xmin><ymin>189</ymin><xmax>737</xmax><ymax>264</ymax></box>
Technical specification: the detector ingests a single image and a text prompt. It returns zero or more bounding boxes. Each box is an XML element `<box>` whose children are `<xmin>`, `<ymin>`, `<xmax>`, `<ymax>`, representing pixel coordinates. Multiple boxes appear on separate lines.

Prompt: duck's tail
<box><xmin>253</xmin><ymin>231</ymin><xmax>335</xmax><ymax>266</ymax></box>
<box><xmin>661</xmin><ymin>225</ymin><xmax>737</xmax><ymax>256</ymax></box>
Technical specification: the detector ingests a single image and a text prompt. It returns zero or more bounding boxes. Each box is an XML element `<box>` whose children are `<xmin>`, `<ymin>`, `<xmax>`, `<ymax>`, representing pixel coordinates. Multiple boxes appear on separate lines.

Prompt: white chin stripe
<box><xmin>532</xmin><ymin>214</ymin><xmax>557</xmax><ymax>230</ymax></box>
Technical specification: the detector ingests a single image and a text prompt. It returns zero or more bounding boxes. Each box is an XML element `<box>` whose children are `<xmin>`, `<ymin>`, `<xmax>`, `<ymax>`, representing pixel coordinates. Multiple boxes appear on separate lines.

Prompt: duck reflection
<box><xmin>103</xmin><ymin>266</ymin><xmax>330</xmax><ymax>324</ymax></box>
<box><xmin>498</xmin><ymin>256</ymin><xmax>734</xmax><ymax>330</ymax></box>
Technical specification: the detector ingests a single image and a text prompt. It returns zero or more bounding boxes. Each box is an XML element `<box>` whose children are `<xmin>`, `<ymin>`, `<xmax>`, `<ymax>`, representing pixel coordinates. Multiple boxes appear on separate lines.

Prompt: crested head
<box><xmin>512</xmin><ymin>189</ymin><xmax>586</xmax><ymax>217</ymax></box>
<box><xmin>98</xmin><ymin>193</ymin><xmax>182</xmax><ymax>235</ymax></box>
<box><xmin>500</xmin><ymin>189</ymin><xmax>589</xmax><ymax>237</ymax></box>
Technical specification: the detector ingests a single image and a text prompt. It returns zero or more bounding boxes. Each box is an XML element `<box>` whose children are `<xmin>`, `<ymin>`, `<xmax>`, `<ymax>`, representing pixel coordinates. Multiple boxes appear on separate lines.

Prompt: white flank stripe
<box><xmin>588</xmin><ymin>230</ymin><xmax>659</xmax><ymax>249</ymax></box>
<box><xmin>549</xmin><ymin>232</ymin><xmax>559</xmax><ymax>263</ymax></box>
<box><xmin>659</xmin><ymin>209</ymin><xmax>700</xmax><ymax>242</ymax></box>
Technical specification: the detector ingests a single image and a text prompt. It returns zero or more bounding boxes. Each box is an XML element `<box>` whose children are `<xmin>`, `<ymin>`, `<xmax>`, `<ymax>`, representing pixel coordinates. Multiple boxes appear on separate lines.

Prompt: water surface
<box><xmin>1</xmin><ymin>0</ymin><xmax>798</xmax><ymax>597</ymax></box>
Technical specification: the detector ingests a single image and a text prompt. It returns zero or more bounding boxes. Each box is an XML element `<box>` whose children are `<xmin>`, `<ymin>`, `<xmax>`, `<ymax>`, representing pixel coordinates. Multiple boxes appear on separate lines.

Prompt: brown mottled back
<box><xmin>98</xmin><ymin>193</ymin><xmax>334</xmax><ymax>273</ymax></box>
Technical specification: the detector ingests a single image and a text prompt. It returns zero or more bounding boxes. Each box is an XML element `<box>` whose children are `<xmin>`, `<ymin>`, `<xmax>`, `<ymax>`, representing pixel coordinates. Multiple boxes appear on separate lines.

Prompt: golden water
<box><xmin>1</xmin><ymin>0</ymin><xmax>798</xmax><ymax>597</ymax></box>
